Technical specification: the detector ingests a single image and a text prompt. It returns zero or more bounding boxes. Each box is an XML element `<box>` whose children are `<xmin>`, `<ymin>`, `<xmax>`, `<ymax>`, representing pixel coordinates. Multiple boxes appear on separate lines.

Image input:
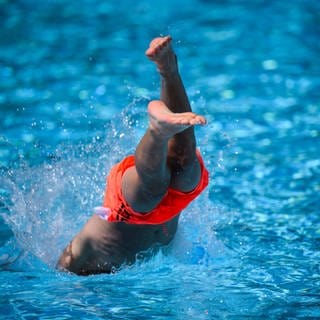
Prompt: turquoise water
<box><xmin>1</xmin><ymin>0</ymin><xmax>319</xmax><ymax>318</ymax></box>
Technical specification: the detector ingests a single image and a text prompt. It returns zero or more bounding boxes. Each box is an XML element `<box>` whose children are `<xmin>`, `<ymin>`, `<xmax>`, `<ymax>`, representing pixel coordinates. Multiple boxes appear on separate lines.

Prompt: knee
<box><xmin>167</xmin><ymin>141</ymin><xmax>197</xmax><ymax>166</ymax></box>
<box><xmin>168</xmin><ymin>149</ymin><xmax>198</xmax><ymax>172</ymax></box>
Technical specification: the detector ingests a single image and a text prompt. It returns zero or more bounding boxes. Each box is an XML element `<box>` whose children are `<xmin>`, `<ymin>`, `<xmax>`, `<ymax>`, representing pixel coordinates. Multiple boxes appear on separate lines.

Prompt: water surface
<box><xmin>1</xmin><ymin>0</ymin><xmax>319</xmax><ymax>319</ymax></box>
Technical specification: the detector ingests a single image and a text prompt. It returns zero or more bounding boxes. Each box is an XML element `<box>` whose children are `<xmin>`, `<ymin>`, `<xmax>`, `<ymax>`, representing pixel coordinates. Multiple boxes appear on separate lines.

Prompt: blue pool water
<box><xmin>1</xmin><ymin>0</ymin><xmax>319</xmax><ymax>318</ymax></box>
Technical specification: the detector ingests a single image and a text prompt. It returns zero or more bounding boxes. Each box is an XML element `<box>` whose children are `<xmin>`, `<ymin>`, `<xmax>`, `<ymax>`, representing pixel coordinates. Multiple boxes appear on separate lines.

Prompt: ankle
<box><xmin>157</xmin><ymin>54</ymin><xmax>179</xmax><ymax>78</ymax></box>
<box><xmin>148</xmin><ymin>126</ymin><xmax>172</xmax><ymax>141</ymax></box>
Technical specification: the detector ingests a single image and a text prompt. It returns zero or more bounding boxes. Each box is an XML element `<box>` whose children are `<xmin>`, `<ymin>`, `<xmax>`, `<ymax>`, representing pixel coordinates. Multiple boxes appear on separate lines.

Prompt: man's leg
<box><xmin>146</xmin><ymin>36</ymin><xmax>201</xmax><ymax>192</ymax></box>
<box><xmin>122</xmin><ymin>36</ymin><xmax>206</xmax><ymax>213</ymax></box>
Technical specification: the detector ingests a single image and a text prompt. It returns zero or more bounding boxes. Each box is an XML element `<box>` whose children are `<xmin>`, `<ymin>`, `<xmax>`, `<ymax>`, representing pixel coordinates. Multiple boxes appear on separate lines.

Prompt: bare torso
<box><xmin>57</xmin><ymin>214</ymin><xmax>179</xmax><ymax>275</ymax></box>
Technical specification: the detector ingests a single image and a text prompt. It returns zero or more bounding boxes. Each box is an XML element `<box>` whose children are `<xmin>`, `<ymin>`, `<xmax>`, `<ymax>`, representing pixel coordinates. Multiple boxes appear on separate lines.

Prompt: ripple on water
<box><xmin>1</xmin><ymin>0</ymin><xmax>320</xmax><ymax>318</ymax></box>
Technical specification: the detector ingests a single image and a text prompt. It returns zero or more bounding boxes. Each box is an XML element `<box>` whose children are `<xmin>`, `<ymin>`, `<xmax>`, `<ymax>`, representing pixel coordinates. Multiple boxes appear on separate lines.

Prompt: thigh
<box><xmin>121</xmin><ymin>166</ymin><xmax>168</xmax><ymax>213</ymax></box>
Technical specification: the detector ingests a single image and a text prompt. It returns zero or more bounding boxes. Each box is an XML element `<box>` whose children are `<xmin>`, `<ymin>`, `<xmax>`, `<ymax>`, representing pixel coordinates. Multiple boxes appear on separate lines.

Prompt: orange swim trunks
<box><xmin>102</xmin><ymin>150</ymin><xmax>209</xmax><ymax>225</ymax></box>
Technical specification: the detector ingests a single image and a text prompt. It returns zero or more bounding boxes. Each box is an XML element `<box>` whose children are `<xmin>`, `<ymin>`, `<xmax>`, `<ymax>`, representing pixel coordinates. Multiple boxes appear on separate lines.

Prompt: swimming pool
<box><xmin>1</xmin><ymin>0</ymin><xmax>319</xmax><ymax>318</ymax></box>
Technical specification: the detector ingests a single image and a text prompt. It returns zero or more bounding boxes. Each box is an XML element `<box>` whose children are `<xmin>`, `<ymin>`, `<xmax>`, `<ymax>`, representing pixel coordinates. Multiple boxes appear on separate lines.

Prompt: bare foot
<box><xmin>145</xmin><ymin>36</ymin><xmax>178</xmax><ymax>76</ymax></box>
<box><xmin>148</xmin><ymin>100</ymin><xmax>206</xmax><ymax>138</ymax></box>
